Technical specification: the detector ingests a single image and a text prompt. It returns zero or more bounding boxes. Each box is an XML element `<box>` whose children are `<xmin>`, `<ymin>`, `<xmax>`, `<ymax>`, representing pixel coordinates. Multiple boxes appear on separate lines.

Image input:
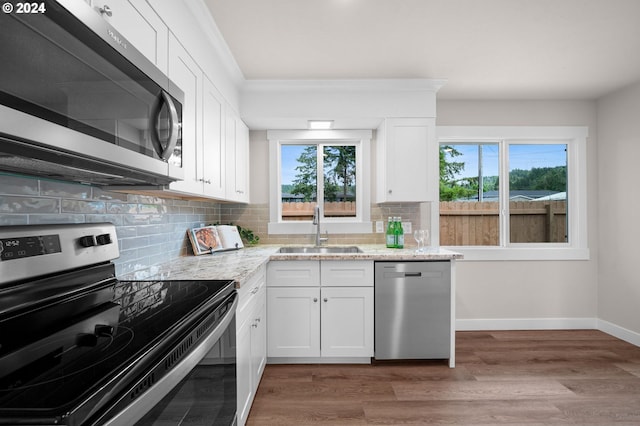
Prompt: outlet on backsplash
<box><xmin>403</xmin><ymin>222</ymin><xmax>412</xmax><ymax>234</ymax></box>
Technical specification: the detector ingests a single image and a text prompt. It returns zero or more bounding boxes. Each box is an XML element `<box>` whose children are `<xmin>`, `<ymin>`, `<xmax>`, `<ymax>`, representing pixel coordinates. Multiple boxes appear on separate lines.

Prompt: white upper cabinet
<box><xmin>98</xmin><ymin>0</ymin><xmax>249</xmax><ymax>202</ymax></box>
<box><xmin>225</xmin><ymin>110</ymin><xmax>250</xmax><ymax>203</ymax></box>
<box><xmin>376</xmin><ymin>118</ymin><xmax>438</xmax><ymax>203</ymax></box>
<box><xmin>91</xmin><ymin>0</ymin><xmax>168</xmax><ymax>73</ymax></box>
<box><xmin>166</xmin><ymin>34</ymin><xmax>203</xmax><ymax>195</ymax></box>
<box><xmin>166</xmin><ymin>35</ymin><xmax>230</xmax><ymax>200</ymax></box>
<box><xmin>201</xmin><ymin>75</ymin><xmax>226</xmax><ymax>199</ymax></box>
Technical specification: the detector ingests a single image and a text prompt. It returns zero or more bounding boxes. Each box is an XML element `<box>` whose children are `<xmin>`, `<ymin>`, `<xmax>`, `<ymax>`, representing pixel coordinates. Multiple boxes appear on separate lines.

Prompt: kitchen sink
<box><xmin>278</xmin><ymin>246</ymin><xmax>363</xmax><ymax>254</ymax></box>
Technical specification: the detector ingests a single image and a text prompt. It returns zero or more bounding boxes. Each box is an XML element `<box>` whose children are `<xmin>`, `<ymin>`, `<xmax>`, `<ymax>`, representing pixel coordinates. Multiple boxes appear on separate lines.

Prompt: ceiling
<box><xmin>203</xmin><ymin>0</ymin><xmax>640</xmax><ymax>100</ymax></box>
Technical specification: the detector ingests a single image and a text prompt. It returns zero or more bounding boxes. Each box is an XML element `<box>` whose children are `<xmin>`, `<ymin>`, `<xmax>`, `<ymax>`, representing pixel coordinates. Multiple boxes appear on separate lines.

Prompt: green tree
<box><xmin>323</xmin><ymin>146</ymin><xmax>356</xmax><ymax>201</ymax></box>
<box><xmin>510</xmin><ymin>166</ymin><xmax>566</xmax><ymax>191</ymax></box>
<box><xmin>289</xmin><ymin>145</ymin><xmax>357</xmax><ymax>202</ymax></box>
<box><xmin>290</xmin><ymin>146</ymin><xmax>317</xmax><ymax>201</ymax></box>
<box><xmin>439</xmin><ymin>145</ymin><xmax>476</xmax><ymax>201</ymax></box>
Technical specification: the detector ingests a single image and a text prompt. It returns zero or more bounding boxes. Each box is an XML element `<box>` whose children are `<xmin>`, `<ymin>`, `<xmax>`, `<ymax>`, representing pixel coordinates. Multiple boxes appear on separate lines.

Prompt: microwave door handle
<box><xmin>150</xmin><ymin>90</ymin><xmax>180</xmax><ymax>161</ymax></box>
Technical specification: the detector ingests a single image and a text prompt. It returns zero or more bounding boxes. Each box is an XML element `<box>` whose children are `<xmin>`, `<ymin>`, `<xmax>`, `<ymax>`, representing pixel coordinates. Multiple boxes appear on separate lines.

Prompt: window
<box><xmin>437</xmin><ymin>126</ymin><xmax>588</xmax><ymax>260</ymax></box>
<box><xmin>281</xmin><ymin>144</ymin><xmax>357</xmax><ymax>221</ymax></box>
<box><xmin>268</xmin><ymin>130</ymin><xmax>372</xmax><ymax>234</ymax></box>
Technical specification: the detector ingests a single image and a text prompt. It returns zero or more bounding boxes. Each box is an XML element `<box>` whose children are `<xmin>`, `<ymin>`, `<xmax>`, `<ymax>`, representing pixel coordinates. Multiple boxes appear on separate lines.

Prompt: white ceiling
<box><xmin>203</xmin><ymin>0</ymin><xmax>640</xmax><ymax>100</ymax></box>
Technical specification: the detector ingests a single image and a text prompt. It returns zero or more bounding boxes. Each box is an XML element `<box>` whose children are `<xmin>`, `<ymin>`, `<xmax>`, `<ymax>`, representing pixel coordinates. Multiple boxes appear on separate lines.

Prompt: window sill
<box><xmin>268</xmin><ymin>221</ymin><xmax>373</xmax><ymax>235</ymax></box>
<box><xmin>445</xmin><ymin>246</ymin><xmax>590</xmax><ymax>261</ymax></box>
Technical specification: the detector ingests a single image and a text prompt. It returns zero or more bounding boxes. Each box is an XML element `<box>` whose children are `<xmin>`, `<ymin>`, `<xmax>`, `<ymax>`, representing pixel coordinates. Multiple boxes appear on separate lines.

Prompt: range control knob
<box><xmin>96</xmin><ymin>233</ymin><xmax>113</xmax><ymax>245</ymax></box>
<box><xmin>79</xmin><ymin>235</ymin><xmax>96</xmax><ymax>247</ymax></box>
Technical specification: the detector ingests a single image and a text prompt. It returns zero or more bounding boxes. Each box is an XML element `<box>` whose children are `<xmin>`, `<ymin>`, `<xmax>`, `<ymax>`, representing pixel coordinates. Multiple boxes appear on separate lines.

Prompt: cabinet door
<box><xmin>94</xmin><ymin>0</ymin><xmax>168</xmax><ymax>73</ymax></box>
<box><xmin>267</xmin><ymin>287</ymin><xmax>320</xmax><ymax>357</ymax></box>
<box><xmin>234</xmin><ymin>119</ymin><xmax>249</xmax><ymax>201</ymax></box>
<box><xmin>236</xmin><ymin>316</ymin><xmax>253</xmax><ymax>426</ymax></box>
<box><xmin>225</xmin><ymin>111</ymin><xmax>250</xmax><ymax>202</ymax></box>
<box><xmin>321</xmin><ymin>287</ymin><xmax>374</xmax><ymax>357</ymax></box>
<box><xmin>251</xmin><ymin>298</ymin><xmax>267</xmax><ymax>387</ymax></box>
<box><xmin>201</xmin><ymin>75</ymin><xmax>225</xmax><ymax>198</ymax></box>
<box><xmin>377</xmin><ymin>118</ymin><xmax>437</xmax><ymax>202</ymax></box>
<box><xmin>167</xmin><ymin>34</ymin><xmax>202</xmax><ymax>195</ymax></box>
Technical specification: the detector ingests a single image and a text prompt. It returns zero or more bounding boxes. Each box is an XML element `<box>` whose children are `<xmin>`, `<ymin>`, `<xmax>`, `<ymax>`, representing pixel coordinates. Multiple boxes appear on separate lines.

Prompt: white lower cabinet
<box><xmin>320</xmin><ymin>286</ymin><xmax>374</xmax><ymax>357</ymax></box>
<box><xmin>267</xmin><ymin>260</ymin><xmax>374</xmax><ymax>360</ymax></box>
<box><xmin>236</xmin><ymin>267</ymin><xmax>266</xmax><ymax>426</ymax></box>
<box><xmin>267</xmin><ymin>287</ymin><xmax>320</xmax><ymax>357</ymax></box>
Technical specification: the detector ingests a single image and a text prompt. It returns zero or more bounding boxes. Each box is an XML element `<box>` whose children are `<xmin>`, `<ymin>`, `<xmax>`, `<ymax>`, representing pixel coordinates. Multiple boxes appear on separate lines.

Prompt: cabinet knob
<box><xmin>313</xmin><ymin>298</ymin><xmax>318</xmax><ymax>302</ymax></box>
<box><xmin>98</xmin><ymin>5</ymin><xmax>112</xmax><ymax>16</ymax></box>
<box><xmin>388</xmin><ymin>189</ymin><xmax>393</xmax><ymax>194</ymax></box>
<box><xmin>323</xmin><ymin>298</ymin><xmax>328</xmax><ymax>302</ymax></box>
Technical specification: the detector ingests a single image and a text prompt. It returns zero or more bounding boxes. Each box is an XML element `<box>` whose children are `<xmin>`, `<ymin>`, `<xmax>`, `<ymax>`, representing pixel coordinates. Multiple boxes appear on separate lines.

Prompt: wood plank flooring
<box><xmin>246</xmin><ymin>330</ymin><xmax>640</xmax><ymax>425</ymax></box>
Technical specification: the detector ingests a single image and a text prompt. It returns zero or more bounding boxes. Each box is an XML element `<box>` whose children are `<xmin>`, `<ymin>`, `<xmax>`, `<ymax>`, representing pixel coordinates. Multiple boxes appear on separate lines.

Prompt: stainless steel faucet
<box><xmin>312</xmin><ymin>205</ymin><xmax>329</xmax><ymax>246</ymax></box>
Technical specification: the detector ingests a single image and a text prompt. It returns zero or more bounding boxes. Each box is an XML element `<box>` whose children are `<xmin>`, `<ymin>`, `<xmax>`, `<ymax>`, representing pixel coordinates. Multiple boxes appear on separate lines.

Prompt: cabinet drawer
<box><xmin>267</xmin><ymin>261</ymin><xmax>320</xmax><ymax>287</ymax></box>
<box><xmin>320</xmin><ymin>260</ymin><xmax>373</xmax><ymax>287</ymax></box>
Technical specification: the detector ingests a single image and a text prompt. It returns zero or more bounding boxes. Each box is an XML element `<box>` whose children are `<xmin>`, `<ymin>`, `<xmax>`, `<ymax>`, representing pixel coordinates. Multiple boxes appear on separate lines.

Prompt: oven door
<box><xmin>101</xmin><ymin>293</ymin><xmax>238</xmax><ymax>426</ymax></box>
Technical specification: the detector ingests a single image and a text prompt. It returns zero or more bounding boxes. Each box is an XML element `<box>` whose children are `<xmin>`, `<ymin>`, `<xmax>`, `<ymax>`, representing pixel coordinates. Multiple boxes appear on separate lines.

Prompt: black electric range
<box><xmin>0</xmin><ymin>223</ymin><xmax>237</xmax><ymax>425</ymax></box>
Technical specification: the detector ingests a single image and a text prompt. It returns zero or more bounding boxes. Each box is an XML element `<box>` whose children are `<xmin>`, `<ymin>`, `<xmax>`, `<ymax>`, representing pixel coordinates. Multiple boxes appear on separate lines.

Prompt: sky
<box><xmin>445</xmin><ymin>143</ymin><xmax>567</xmax><ymax>180</ymax></box>
<box><xmin>282</xmin><ymin>143</ymin><xmax>568</xmax><ymax>186</ymax></box>
<box><xmin>281</xmin><ymin>145</ymin><xmax>309</xmax><ymax>185</ymax></box>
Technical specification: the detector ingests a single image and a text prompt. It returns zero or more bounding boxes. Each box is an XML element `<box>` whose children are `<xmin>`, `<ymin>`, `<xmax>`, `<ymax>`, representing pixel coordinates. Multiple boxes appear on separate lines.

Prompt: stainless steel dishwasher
<box><xmin>374</xmin><ymin>261</ymin><xmax>451</xmax><ymax>360</ymax></box>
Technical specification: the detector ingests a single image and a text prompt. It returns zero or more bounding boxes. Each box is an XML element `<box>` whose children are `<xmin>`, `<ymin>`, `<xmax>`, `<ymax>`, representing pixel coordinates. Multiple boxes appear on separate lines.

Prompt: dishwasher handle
<box><xmin>382</xmin><ymin>271</ymin><xmax>423</xmax><ymax>279</ymax></box>
<box><xmin>380</xmin><ymin>265</ymin><xmax>443</xmax><ymax>280</ymax></box>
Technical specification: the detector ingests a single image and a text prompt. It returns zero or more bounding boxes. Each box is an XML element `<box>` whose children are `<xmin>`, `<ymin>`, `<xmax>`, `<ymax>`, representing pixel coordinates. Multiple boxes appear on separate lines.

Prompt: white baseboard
<box><xmin>597</xmin><ymin>319</ymin><xmax>640</xmax><ymax>347</ymax></box>
<box><xmin>456</xmin><ymin>317</ymin><xmax>598</xmax><ymax>331</ymax></box>
<box><xmin>267</xmin><ymin>357</ymin><xmax>372</xmax><ymax>364</ymax></box>
<box><xmin>456</xmin><ymin>317</ymin><xmax>640</xmax><ymax>348</ymax></box>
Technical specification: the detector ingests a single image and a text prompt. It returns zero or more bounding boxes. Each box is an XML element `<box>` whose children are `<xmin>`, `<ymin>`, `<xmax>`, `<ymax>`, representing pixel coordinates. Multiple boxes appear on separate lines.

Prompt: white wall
<box><xmin>596</xmin><ymin>81</ymin><xmax>640</xmax><ymax>337</ymax></box>
<box><xmin>437</xmin><ymin>100</ymin><xmax>600</xmax><ymax>330</ymax></box>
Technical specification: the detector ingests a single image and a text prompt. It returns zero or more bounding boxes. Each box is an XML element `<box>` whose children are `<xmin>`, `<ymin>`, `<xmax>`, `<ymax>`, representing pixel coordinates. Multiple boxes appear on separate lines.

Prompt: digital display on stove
<box><xmin>0</xmin><ymin>235</ymin><xmax>61</xmax><ymax>261</ymax></box>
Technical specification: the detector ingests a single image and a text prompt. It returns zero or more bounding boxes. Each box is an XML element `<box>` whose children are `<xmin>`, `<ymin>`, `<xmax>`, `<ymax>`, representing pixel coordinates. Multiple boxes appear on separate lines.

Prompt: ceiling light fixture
<box><xmin>308</xmin><ymin>120</ymin><xmax>334</xmax><ymax>130</ymax></box>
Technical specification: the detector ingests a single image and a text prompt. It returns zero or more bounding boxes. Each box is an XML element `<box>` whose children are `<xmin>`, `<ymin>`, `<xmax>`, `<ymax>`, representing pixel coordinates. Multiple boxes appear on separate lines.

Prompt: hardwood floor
<box><xmin>246</xmin><ymin>330</ymin><xmax>640</xmax><ymax>425</ymax></box>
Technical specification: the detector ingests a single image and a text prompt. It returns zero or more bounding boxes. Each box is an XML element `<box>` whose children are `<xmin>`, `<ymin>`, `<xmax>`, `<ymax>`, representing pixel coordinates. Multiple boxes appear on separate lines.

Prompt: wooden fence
<box><xmin>440</xmin><ymin>200</ymin><xmax>567</xmax><ymax>245</ymax></box>
<box><xmin>282</xmin><ymin>201</ymin><xmax>356</xmax><ymax>221</ymax></box>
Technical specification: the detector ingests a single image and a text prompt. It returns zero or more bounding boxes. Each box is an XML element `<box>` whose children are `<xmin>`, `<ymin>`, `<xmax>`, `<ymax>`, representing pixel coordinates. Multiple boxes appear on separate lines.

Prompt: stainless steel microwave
<box><xmin>0</xmin><ymin>0</ymin><xmax>183</xmax><ymax>186</ymax></box>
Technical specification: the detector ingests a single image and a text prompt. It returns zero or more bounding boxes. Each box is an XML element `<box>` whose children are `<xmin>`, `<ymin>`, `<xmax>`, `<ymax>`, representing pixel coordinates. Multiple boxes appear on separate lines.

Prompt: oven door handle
<box><xmin>205</xmin><ymin>292</ymin><xmax>238</xmax><ymax>348</ymax></box>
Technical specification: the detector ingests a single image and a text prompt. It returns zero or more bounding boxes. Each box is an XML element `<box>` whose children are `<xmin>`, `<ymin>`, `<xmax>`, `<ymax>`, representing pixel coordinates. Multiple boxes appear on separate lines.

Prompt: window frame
<box><xmin>267</xmin><ymin>129</ymin><xmax>372</xmax><ymax>235</ymax></box>
<box><xmin>435</xmin><ymin>126</ymin><xmax>589</xmax><ymax>261</ymax></box>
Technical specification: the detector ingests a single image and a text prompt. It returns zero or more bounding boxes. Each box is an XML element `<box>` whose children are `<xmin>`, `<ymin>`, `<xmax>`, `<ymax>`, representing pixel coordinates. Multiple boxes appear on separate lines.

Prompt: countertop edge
<box><xmin>121</xmin><ymin>245</ymin><xmax>462</xmax><ymax>288</ymax></box>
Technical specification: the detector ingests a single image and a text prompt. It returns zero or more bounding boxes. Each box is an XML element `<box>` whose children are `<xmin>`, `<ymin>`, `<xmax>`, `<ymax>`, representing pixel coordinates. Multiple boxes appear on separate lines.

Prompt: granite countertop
<box><xmin>269</xmin><ymin>244</ymin><xmax>463</xmax><ymax>262</ymax></box>
<box><xmin>133</xmin><ymin>245</ymin><xmax>462</xmax><ymax>288</ymax></box>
